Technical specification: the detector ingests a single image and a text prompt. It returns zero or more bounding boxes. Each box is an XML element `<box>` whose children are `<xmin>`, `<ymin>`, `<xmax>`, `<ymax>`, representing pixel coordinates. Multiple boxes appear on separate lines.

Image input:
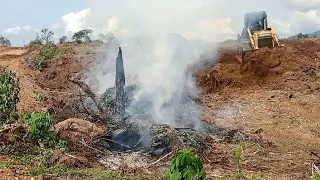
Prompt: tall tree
<box><xmin>72</xmin><ymin>29</ymin><xmax>93</xmax><ymax>43</ymax></box>
<box><xmin>0</xmin><ymin>36</ymin><xmax>11</xmax><ymax>46</ymax></box>
<box><xmin>39</xmin><ymin>28</ymin><xmax>55</xmax><ymax>44</ymax></box>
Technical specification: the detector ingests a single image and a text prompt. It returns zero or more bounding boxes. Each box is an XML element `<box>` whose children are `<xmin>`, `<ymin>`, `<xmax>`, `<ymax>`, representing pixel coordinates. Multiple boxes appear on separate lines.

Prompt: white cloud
<box><xmin>62</xmin><ymin>8</ymin><xmax>91</xmax><ymax>35</ymax></box>
<box><xmin>4</xmin><ymin>26</ymin><xmax>21</xmax><ymax>35</ymax></box>
<box><xmin>270</xmin><ymin>18</ymin><xmax>294</xmax><ymax>37</ymax></box>
<box><xmin>23</xmin><ymin>25</ymin><xmax>39</xmax><ymax>32</ymax></box>
<box><xmin>23</xmin><ymin>25</ymin><xmax>32</xmax><ymax>31</ymax></box>
<box><xmin>50</xmin><ymin>24</ymin><xmax>61</xmax><ymax>29</ymax></box>
<box><xmin>283</xmin><ymin>0</ymin><xmax>320</xmax><ymax>12</ymax></box>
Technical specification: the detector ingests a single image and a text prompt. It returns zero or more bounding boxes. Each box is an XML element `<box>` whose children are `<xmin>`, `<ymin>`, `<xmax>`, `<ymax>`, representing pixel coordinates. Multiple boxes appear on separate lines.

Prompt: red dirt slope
<box><xmin>198</xmin><ymin>38</ymin><xmax>320</xmax><ymax>179</ymax></box>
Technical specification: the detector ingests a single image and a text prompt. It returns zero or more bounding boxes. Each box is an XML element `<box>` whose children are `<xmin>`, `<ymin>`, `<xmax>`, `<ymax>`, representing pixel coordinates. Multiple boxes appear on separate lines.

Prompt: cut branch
<box><xmin>70</xmin><ymin>76</ymin><xmax>103</xmax><ymax>111</ymax></box>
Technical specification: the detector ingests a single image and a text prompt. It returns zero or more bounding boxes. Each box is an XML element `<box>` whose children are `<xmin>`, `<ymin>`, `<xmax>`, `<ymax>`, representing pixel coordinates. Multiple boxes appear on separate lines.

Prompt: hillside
<box><xmin>0</xmin><ymin>38</ymin><xmax>320</xmax><ymax>179</ymax></box>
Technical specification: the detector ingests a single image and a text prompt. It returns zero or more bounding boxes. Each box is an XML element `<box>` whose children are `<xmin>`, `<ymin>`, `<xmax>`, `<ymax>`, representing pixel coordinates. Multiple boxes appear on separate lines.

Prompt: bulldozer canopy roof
<box><xmin>244</xmin><ymin>11</ymin><xmax>267</xmax><ymax>28</ymax></box>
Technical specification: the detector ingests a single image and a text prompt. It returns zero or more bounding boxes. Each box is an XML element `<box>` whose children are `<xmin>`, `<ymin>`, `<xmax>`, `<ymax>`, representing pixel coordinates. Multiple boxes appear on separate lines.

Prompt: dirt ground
<box><xmin>198</xmin><ymin>38</ymin><xmax>320</xmax><ymax>179</ymax></box>
<box><xmin>1</xmin><ymin>39</ymin><xmax>320</xmax><ymax>179</ymax></box>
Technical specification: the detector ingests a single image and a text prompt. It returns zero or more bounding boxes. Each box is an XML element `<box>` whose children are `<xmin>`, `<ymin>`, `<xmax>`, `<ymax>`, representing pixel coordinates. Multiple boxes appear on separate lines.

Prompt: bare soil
<box><xmin>198</xmin><ymin>38</ymin><xmax>320</xmax><ymax>179</ymax></box>
<box><xmin>1</xmin><ymin>39</ymin><xmax>320</xmax><ymax>179</ymax></box>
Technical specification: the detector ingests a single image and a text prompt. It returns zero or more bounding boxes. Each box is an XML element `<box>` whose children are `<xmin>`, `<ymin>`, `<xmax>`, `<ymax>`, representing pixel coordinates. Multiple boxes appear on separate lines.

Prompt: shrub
<box><xmin>72</xmin><ymin>29</ymin><xmax>93</xmax><ymax>43</ymax></box>
<box><xmin>29</xmin><ymin>39</ymin><xmax>43</xmax><ymax>47</ymax></box>
<box><xmin>0</xmin><ymin>35</ymin><xmax>11</xmax><ymax>47</ymax></box>
<box><xmin>32</xmin><ymin>44</ymin><xmax>59</xmax><ymax>71</ymax></box>
<box><xmin>27</xmin><ymin>111</ymin><xmax>67</xmax><ymax>151</ymax></box>
<box><xmin>0</xmin><ymin>68</ymin><xmax>20</xmax><ymax>125</ymax></box>
<box><xmin>165</xmin><ymin>148</ymin><xmax>206</xmax><ymax>180</ymax></box>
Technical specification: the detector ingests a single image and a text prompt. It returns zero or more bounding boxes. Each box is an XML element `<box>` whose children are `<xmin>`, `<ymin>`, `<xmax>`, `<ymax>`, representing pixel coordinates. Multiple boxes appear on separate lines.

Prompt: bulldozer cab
<box><xmin>244</xmin><ymin>11</ymin><xmax>268</xmax><ymax>34</ymax></box>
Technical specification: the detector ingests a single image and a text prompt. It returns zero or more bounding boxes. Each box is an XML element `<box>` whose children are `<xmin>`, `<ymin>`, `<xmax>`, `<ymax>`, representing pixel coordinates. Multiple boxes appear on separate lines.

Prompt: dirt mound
<box><xmin>242</xmin><ymin>46</ymin><xmax>313</xmax><ymax>77</ymax></box>
<box><xmin>198</xmin><ymin>41</ymin><xmax>319</xmax><ymax>92</ymax></box>
<box><xmin>52</xmin><ymin>118</ymin><xmax>107</xmax><ymax>146</ymax></box>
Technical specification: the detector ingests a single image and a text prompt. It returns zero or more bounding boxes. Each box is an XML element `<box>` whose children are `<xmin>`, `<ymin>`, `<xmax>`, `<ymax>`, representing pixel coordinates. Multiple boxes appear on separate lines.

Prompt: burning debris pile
<box><xmin>70</xmin><ymin>46</ymin><xmax>252</xmax><ymax>156</ymax></box>
<box><xmin>92</xmin><ymin>123</ymin><xmax>210</xmax><ymax>156</ymax></box>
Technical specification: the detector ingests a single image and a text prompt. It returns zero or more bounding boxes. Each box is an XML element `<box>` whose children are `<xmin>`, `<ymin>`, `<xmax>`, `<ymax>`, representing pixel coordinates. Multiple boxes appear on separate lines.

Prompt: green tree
<box><xmin>72</xmin><ymin>29</ymin><xmax>93</xmax><ymax>43</ymax></box>
<box><xmin>0</xmin><ymin>35</ymin><xmax>11</xmax><ymax>47</ymax></box>
<box><xmin>297</xmin><ymin>33</ymin><xmax>303</xmax><ymax>38</ymax></box>
<box><xmin>39</xmin><ymin>28</ymin><xmax>54</xmax><ymax>44</ymax></box>
<box><xmin>59</xmin><ymin>36</ymin><xmax>68</xmax><ymax>44</ymax></box>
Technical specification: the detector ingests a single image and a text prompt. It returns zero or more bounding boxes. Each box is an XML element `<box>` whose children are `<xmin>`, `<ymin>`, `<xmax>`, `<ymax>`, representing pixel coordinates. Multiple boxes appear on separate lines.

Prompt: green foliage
<box><xmin>72</xmin><ymin>29</ymin><xmax>93</xmax><ymax>43</ymax></box>
<box><xmin>28</xmin><ymin>111</ymin><xmax>54</xmax><ymax>140</ymax></box>
<box><xmin>234</xmin><ymin>142</ymin><xmax>263</xmax><ymax>180</ymax></box>
<box><xmin>32</xmin><ymin>44</ymin><xmax>58</xmax><ymax>71</ymax></box>
<box><xmin>0</xmin><ymin>68</ymin><xmax>20</xmax><ymax>125</ymax></box>
<box><xmin>0</xmin><ymin>35</ymin><xmax>11</xmax><ymax>46</ymax></box>
<box><xmin>27</xmin><ymin>111</ymin><xmax>67</xmax><ymax>151</ymax></box>
<box><xmin>312</xmin><ymin>173</ymin><xmax>320</xmax><ymax>180</ymax></box>
<box><xmin>234</xmin><ymin>142</ymin><xmax>246</xmax><ymax>179</ymax></box>
<box><xmin>59</xmin><ymin>36</ymin><xmax>68</xmax><ymax>44</ymax></box>
<box><xmin>29</xmin><ymin>39</ymin><xmax>43</xmax><ymax>47</ymax></box>
<box><xmin>27</xmin><ymin>167</ymin><xmax>137</xmax><ymax>179</ymax></box>
<box><xmin>31</xmin><ymin>44</ymin><xmax>73</xmax><ymax>71</ymax></box>
<box><xmin>165</xmin><ymin>148</ymin><xmax>206</xmax><ymax>180</ymax></box>
<box><xmin>297</xmin><ymin>32</ymin><xmax>309</xmax><ymax>38</ymax></box>
<box><xmin>39</xmin><ymin>28</ymin><xmax>55</xmax><ymax>44</ymax></box>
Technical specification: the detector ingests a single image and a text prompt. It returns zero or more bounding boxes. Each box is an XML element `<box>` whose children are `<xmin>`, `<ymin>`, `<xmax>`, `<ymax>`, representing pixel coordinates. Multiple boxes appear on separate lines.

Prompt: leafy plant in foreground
<box><xmin>0</xmin><ymin>68</ymin><xmax>20</xmax><ymax>125</ymax></box>
<box><xmin>165</xmin><ymin>148</ymin><xmax>206</xmax><ymax>180</ymax></box>
<box><xmin>27</xmin><ymin>111</ymin><xmax>67</xmax><ymax>151</ymax></box>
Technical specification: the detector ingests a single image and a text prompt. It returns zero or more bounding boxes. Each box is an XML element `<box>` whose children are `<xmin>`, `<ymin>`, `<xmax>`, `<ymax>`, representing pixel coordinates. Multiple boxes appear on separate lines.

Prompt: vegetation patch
<box><xmin>26</xmin><ymin>167</ymin><xmax>138</xmax><ymax>180</ymax></box>
<box><xmin>165</xmin><ymin>148</ymin><xmax>206</xmax><ymax>180</ymax></box>
<box><xmin>0</xmin><ymin>68</ymin><xmax>20</xmax><ymax>125</ymax></box>
<box><xmin>30</xmin><ymin>44</ymin><xmax>73</xmax><ymax>71</ymax></box>
<box><xmin>26</xmin><ymin>110</ymin><xmax>68</xmax><ymax>151</ymax></box>
<box><xmin>0</xmin><ymin>35</ymin><xmax>11</xmax><ymax>47</ymax></box>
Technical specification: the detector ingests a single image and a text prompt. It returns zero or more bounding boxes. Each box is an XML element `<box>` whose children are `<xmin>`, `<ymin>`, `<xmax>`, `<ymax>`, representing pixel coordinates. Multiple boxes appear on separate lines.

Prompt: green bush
<box><xmin>32</xmin><ymin>44</ymin><xmax>58</xmax><ymax>71</ymax></box>
<box><xmin>29</xmin><ymin>39</ymin><xmax>43</xmax><ymax>47</ymax></box>
<box><xmin>0</xmin><ymin>68</ymin><xmax>20</xmax><ymax>125</ymax></box>
<box><xmin>165</xmin><ymin>148</ymin><xmax>206</xmax><ymax>180</ymax></box>
<box><xmin>72</xmin><ymin>29</ymin><xmax>93</xmax><ymax>43</ymax></box>
<box><xmin>27</xmin><ymin>111</ymin><xmax>67</xmax><ymax>151</ymax></box>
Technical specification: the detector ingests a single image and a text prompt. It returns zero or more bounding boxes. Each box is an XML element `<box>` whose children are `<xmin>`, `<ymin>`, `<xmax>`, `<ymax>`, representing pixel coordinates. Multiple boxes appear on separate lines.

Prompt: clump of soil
<box><xmin>52</xmin><ymin>118</ymin><xmax>107</xmax><ymax>147</ymax></box>
<box><xmin>0</xmin><ymin>124</ymin><xmax>28</xmax><ymax>146</ymax></box>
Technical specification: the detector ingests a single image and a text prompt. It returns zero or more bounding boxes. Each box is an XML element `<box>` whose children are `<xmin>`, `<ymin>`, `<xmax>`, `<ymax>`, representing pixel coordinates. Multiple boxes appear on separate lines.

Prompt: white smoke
<box><xmin>76</xmin><ymin>0</ymin><xmax>235</xmax><ymax>130</ymax></box>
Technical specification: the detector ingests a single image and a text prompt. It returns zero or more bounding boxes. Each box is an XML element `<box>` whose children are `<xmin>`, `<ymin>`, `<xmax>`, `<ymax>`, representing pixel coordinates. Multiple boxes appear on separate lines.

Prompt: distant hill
<box><xmin>289</xmin><ymin>31</ymin><xmax>320</xmax><ymax>38</ymax></box>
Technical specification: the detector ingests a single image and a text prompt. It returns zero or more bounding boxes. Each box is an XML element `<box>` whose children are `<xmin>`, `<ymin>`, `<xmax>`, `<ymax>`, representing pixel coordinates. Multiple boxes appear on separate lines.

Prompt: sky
<box><xmin>1</xmin><ymin>0</ymin><xmax>320</xmax><ymax>46</ymax></box>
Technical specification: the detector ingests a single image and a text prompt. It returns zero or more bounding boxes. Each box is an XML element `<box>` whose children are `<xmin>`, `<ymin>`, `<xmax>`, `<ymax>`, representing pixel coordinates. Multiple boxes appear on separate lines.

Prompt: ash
<box><xmin>93</xmin><ymin>123</ymin><xmax>211</xmax><ymax>156</ymax></box>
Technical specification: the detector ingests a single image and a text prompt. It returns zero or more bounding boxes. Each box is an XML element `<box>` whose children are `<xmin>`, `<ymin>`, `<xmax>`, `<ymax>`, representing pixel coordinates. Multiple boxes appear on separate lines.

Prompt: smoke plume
<box><xmin>81</xmin><ymin>0</ymin><xmax>231</xmax><ymax>130</ymax></box>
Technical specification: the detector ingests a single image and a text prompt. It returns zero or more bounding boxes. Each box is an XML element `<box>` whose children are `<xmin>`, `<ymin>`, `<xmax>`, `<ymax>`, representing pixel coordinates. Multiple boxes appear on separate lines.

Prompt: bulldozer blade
<box><xmin>235</xmin><ymin>55</ymin><xmax>243</xmax><ymax>63</ymax></box>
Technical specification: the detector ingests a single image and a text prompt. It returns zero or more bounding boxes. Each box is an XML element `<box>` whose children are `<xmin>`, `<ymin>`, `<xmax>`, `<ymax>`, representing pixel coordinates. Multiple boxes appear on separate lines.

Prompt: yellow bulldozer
<box><xmin>236</xmin><ymin>11</ymin><xmax>281</xmax><ymax>62</ymax></box>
